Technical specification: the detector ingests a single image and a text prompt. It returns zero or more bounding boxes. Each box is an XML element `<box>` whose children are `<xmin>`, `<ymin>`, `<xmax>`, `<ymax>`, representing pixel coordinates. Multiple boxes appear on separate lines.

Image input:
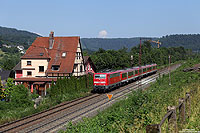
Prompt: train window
<box><xmin>135</xmin><ymin>70</ymin><xmax>138</xmax><ymax>74</ymax></box>
<box><xmin>122</xmin><ymin>73</ymin><xmax>127</xmax><ymax>78</ymax></box>
<box><xmin>110</xmin><ymin>73</ymin><xmax>120</xmax><ymax>78</ymax></box>
<box><xmin>143</xmin><ymin>69</ymin><xmax>146</xmax><ymax>72</ymax></box>
<box><xmin>150</xmin><ymin>67</ymin><xmax>152</xmax><ymax>70</ymax></box>
<box><xmin>128</xmin><ymin>71</ymin><xmax>133</xmax><ymax>76</ymax></box>
<box><xmin>139</xmin><ymin>69</ymin><xmax>142</xmax><ymax>73</ymax></box>
<box><xmin>95</xmin><ymin>74</ymin><xmax>106</xmax><ymax>79</ymax></box>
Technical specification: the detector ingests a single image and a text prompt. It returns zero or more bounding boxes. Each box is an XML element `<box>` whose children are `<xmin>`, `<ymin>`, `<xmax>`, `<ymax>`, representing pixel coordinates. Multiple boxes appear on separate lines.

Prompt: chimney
<box><xmin>49</xmin><ymin>31</ymin><xmax>54</xmax><ymax>49</ymax></box>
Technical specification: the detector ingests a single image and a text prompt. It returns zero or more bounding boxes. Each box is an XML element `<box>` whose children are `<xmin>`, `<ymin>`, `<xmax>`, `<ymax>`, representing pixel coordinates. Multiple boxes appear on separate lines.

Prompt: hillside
<box><xmin>81</xmin><ymin>34</ymin><xmax>200</xmax><ymax>52</ymax></box>
<box><xmin>81</xmin><ymin>38</ymin><xmax>144</xmax><ymax>51</ymax></box>
<box><xmin>159</xmin><ymin>34</ymin><xmax>200</xmax><ymax>52</ymax></box>
<box><xmin>0</xmin><ymin>26</ymin><xmax>200</xmax><ymax>52</ymax></box>
<box><xmin>0</xmin><ymin>26</ymin><xmax>40</xmax><ymax>49</ymax></box>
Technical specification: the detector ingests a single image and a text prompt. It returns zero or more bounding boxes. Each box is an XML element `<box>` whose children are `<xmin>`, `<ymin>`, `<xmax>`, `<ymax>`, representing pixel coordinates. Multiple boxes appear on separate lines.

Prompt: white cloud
<box><xmin>98</xmin><ymin>30</ymin><xmax>107</xmax><ymax>38</ymax></box>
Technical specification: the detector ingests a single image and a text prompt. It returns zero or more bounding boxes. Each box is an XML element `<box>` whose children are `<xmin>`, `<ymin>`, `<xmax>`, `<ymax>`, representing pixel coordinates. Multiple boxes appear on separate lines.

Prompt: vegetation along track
<box><xmin>0</xmin><ymin>64</ymin><xmax>181</xmax><ymax>133</ymax></box>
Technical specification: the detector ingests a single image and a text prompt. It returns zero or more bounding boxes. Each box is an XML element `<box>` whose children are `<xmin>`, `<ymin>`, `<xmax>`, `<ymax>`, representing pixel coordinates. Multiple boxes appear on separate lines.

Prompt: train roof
<box><xmin>95</xmin><ymin>71</ymin><xmax>120</xmax><ymax>75</ymax></box>
<box><xmin>95</xmin><ymin>64</ymin><xmax>157</xmax><ymax>74</ymax></box>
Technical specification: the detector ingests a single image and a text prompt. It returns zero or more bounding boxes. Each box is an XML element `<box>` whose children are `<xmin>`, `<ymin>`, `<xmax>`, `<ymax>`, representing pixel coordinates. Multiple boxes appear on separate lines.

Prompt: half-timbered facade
<box><xmin>14</xmin><ymin>31</ymin><xmax>86</xmax><ymax>95</ymax></box>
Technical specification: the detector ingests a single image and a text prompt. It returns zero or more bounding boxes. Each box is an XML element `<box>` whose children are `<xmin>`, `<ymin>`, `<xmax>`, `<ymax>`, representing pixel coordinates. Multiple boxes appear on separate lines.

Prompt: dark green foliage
<box><xmin>49</xmin><ymin>75</ymin><xmax>93</xmax><ymax>104</ymax></box>
<box><xmin>91</xmin><ymin>41</ymin><xmax>190</xmax><ymax>71</ymax></box>
<box><xmin>0</xmin><ymin>26</ymin><xmax>40</xmax><ymax>48</ymax></box>
<box><xmin>10</xmin><ymin>85</ymin><xmax>33</xmax><ymax>108</ymax></box>
<box><xmin>0</xmin><ymin>53</ymin><xmax>21</xmax><ymax>70</ymax></box>
<box><xmin>1</xmin><ymin>46</ymin><xmax>19</xmax><ymax>53</ymax></box>
<box><xmin>81</xmin><ymin>34</ymin><xmax>200</xmax><ymax>52</ymax></box>
<box><xmin>31</xmin><ymin>89</ymin><xmax>39</xmax><ymax>99</ymax></box>
<box><xmin>160</xmin><ymin>34</ymin><xmax>200</xmax><ymax>52</ymax></box>
<box><xmin>81</xmin><ymin>38</ymin><xmax>145</xmax><ymax>51</ymax></box>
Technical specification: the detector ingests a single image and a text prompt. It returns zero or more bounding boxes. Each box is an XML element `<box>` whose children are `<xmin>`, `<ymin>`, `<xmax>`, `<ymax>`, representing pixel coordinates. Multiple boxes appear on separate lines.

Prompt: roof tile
<box><xmin>22</xmin><ymin>36</ymin><xmax>80</xmax><ymax>74</ymax></box>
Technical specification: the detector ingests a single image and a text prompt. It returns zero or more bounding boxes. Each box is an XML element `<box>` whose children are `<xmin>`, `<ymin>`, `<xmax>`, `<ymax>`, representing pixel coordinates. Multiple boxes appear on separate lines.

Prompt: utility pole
<box><xmin>139</xmin><ymin>37</ymin><xmax>152</xmax><ymax>67</ymax></box>
<box><xmin>139</xmin><ymin>38</ymin><xmax>142</xmax><ymax>68</ymax></box>
<box><xmin>169</xmin><ymin>55</ymin><xmax>171</xmax><ymax>86</ymax></box>
<box><xmin>138</xmin><ymin>38</ymin><xmax>142</xmax><ymax>89</ymax></box>
<box><xmin>138</xmin><ymin>38</ymin><xmax>151</xmax><ymax>89</ymax></box>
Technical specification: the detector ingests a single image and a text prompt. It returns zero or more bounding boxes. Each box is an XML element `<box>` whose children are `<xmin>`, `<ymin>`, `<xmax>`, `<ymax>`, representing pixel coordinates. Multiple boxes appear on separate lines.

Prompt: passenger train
<box><xmin>93</xmin><ymin>64</ymin><xmax>157</xmax><ymax>92</ymax></box>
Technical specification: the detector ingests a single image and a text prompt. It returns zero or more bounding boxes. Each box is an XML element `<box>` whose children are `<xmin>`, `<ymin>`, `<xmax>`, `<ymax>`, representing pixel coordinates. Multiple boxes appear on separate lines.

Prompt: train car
<box><xmin>150</xmin><ymin>64</ymin><xmax>157</xmax><ymax>74</ymax></box>
<box><xmin>93</xmin><ymin>71</ymin><xmax>121</xmax><ymax>92</ymax></box>
<box><xmin>115</xmin><ymin>70</ymin><xmax>128</xmax><ymax>84</ymax></box>
<box><xmin>93</xmin><ymin>64</ymin><xmax>157</xmax><ymax>92</ymax></box>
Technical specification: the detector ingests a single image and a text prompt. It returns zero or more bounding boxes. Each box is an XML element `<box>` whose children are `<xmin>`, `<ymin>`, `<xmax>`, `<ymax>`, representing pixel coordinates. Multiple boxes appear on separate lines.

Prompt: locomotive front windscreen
<box><xmin>95</xmin><ymin>74</ymin><xmax>106</xmax><ymax>79</ymax></box>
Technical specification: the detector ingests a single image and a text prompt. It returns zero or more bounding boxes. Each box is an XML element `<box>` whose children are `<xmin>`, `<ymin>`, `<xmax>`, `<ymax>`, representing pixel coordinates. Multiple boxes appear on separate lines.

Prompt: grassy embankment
<box><xmin>62</xmin><ymin>58</ymin><xmax>200</xmax><ymax>133</ymax></box>
<box><xmin>0</xmin><ymin>75</ymin><xmax>93</xmax><ymax>125</ymax></box>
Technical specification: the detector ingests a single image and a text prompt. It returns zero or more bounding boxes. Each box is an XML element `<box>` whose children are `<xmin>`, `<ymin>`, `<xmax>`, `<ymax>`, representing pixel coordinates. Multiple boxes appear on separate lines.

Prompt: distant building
<box><xmin>14</xmin><ymin>31</ymin><xmax>86</xmax><ymax>96</ymax></box>
<box><xmin>17</xmin><ymin>45</ymin><xmax>25</xmax><ymax>54</ymax></box>
<box><xmin>0</xmin><ymin>68</ymin><xmax>12</xmax><ymax>86</ymax></box>
<box><xmin>13</xmin><ymin>62</ymin><xmax>22</xmax><ymax>79</ymax></box>
<box><xmin>2</xmin><ymin>44</ymin><xmax>11</xmax><ymax>48</ymax></box>
<box><xmin>83</xmin><ymin>56</ymin><xmax>96</xmax><ymax>74</ymax></box>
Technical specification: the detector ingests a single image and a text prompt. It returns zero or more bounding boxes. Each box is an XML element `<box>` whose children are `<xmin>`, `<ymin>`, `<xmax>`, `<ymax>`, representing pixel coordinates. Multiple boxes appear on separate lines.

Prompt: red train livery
<box><xmin>93</xmin><ymin>64</ymin><xmax>157</xmax><ymax>92</ymax></box>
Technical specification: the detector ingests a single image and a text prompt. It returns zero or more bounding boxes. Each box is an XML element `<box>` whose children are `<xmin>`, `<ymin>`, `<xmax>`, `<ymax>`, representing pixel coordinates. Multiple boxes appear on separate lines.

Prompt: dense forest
<box><xmin>88</xmin><ymin>41</ymin><xmax>191</xmax><ymax>71</ymax></box>
<box><xmin>81</xmin><ymin>38</ymin><xmax>144</xmax><ymax>51</ymax></box>
<box><xmin>0</xmin><ymin>26</ymin><xmax>40</xmax><ymax>49</ymax></box>
<box><xmin>159</xmin><ymin>34</ymin><xmax>200</xmax><ymax>52</ymax></box>
<box><xmin>81</xmin><ymin>34</ymin><xmax>200</xmax><ymax>52</ymax></box>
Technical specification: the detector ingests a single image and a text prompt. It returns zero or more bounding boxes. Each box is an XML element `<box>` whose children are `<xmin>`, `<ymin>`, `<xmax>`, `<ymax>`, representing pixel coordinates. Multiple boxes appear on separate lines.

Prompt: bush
<box><xmin>10</xmin><ymin>85</ymin><xmax>33</xmax><ymax>108</ymax></box>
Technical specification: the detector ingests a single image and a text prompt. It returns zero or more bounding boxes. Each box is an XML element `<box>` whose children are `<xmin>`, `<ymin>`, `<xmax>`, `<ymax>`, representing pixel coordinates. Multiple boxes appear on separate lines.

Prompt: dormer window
<box><xmin>27</xmin><ymin>61</ymin><xmax>31</xmax><ymax>65</ymax></box>
<box><xmin>52</xmin><ymin>65</ymin><xmax>60</xmax><ymax>71</ymax></box>
<box><xmin>40</xmin><ymin>53</ymin><xmax>44</xmax><ymax>56</ymax></box>
<box><xmin>62</xmin><ymin>52</ymin><xmax>66</xmax><ymax>57</ymax></box>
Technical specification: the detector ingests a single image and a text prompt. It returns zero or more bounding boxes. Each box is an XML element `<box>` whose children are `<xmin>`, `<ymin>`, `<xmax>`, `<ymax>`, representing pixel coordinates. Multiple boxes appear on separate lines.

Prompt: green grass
<box><xmin>182</xmin><ymin>84</ymin><xmax>200</xmax><ymax>131</ymax></box>
<box><xmin>0</xmin><ymin>76</ymin><xmax>94</xmax><ymax>125</ymax></box>
<box><xmin>61</xmin><ymin>58</ymin><xmax>200</xmax><ymax>133</ymax></box>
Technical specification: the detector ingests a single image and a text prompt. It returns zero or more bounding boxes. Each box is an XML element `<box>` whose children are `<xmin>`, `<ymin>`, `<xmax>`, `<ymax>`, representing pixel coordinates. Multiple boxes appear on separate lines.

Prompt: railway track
<box><xmin>0</xmin><ymin>64</ymin><xmax>181</xmax><ymax>133</ymax></box>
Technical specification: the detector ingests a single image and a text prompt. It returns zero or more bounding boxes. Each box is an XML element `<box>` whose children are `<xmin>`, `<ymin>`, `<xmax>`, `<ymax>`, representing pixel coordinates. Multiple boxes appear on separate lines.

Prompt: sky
<box><xmin>0</xmin><ymin>0</ymin><xmax>200</xmax><ymax>38</ymax></box>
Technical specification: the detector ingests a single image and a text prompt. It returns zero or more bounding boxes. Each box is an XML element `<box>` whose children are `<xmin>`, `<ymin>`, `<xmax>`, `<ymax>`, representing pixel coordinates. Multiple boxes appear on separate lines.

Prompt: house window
<box><xmin>27</xmin><ymin>71</ymin><xmax>32</xmax><ymax>76</ymax></box>
<box><xmin>52</xmin><ymin>65</ymin><xmax>60</xmax><ymax>71</ymax></box>
<box><xmin>39</xmin><ymin>66</ymin><xmax>44</xmax><ymax>72</ymax></box>
<box><xmin>80</xmin><ymin>65</ymin><xmax>83</xmax><ymax>72</ymax></box>
<box><xmin>62</xmin><ymin>52</ymin><xmax>66</xmax><ymax>57</ymax></box>
<box><xmin>27</xmin><ymin>61</ymin><xmax>31</xmax><ymax>65</ymax></box>
<box><xmin>76</xmin><ymin>52</ymin><xmax>81</xmax><ymax>59</ymax></box>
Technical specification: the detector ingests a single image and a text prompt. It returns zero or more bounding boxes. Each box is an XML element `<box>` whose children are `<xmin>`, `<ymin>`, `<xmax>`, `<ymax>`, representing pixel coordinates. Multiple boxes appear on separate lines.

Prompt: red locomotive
<box><xmin>93</xmin><ymin>64</ymin><xmax>157</xmax><ymax>92</ymax></box>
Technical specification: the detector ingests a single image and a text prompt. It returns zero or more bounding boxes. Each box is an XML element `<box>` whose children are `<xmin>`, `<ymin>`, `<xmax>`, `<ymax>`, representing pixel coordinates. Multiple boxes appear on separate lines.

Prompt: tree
<box><xmin>4</xmin><ymin>78</ymin><xmax>14</xmax><ymax>101</ymax></box>
<box><xmin>10</xmin><ymin>85</ymin><xmax>33</xmax><ymax>108</ymax></box>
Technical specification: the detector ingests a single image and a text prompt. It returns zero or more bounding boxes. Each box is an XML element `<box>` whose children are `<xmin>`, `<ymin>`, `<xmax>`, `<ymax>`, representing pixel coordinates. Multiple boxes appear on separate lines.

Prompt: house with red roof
<box><xmin>83</xmin><ymin>56</ymin><xmax>96</xmax><ymax>74</ymax></box>
<box><xmin>14</xmin><ymin>31</ymin><xmax>85</xmax><ymax>96</ymax></box>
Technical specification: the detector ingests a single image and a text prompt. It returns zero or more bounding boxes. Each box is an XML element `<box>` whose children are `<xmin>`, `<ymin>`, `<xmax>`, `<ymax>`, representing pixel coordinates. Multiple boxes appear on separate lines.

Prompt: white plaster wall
<box><xmin>21</xmin><ymin>59</ymin><xmax>48</xmax><ymax>77</ymax></box>
<box><xmin>72</xmin><ymin>43</ymin><xmax>85</xmax><ymax>76</ymax></box>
